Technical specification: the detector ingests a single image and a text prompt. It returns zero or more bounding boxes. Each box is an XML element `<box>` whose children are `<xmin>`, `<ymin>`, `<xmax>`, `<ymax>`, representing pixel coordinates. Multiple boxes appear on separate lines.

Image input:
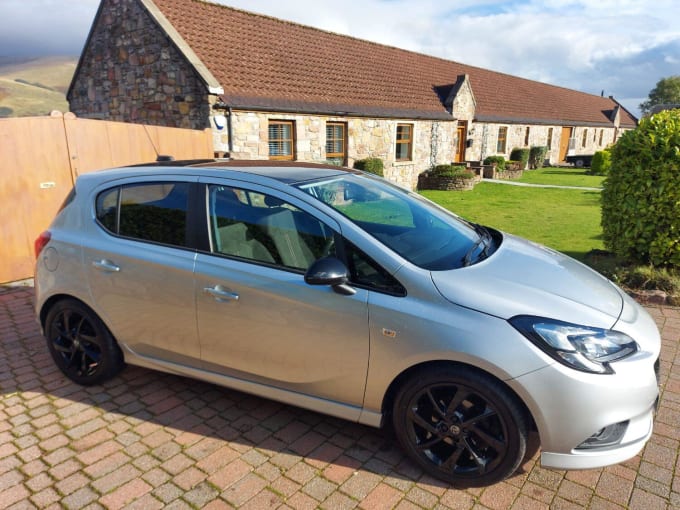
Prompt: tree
<box><xmin>639</xmin><ymin>76</ymin><xmax>680</xmax><ymax>115</ymax></box>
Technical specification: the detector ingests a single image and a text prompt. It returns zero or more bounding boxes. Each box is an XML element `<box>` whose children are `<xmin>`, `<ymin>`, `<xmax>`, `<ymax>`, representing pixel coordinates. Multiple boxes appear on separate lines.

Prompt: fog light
<box><xmin>575</xmin><ymin>421</ymin><xmax>628</xmax><ymax>450</ymax></box>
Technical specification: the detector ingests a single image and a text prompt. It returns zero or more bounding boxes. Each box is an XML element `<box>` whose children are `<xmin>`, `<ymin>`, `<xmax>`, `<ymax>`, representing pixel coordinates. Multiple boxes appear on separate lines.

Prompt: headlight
<box><xmin>509</xmin><ymin>316</ymin><xmax>638</xmax><ymax>374</ymax></box>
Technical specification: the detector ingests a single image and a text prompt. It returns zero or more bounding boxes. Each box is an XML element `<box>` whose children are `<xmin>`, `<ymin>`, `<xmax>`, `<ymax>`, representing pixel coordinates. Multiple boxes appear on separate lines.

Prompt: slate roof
<box><xmin>150</xmin><ymin>0</ymin><xmax>637</xmax><ymax>127</ymax></box>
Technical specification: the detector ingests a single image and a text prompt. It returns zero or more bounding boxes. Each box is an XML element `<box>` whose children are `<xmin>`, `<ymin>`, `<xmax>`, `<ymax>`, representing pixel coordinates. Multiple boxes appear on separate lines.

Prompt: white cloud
<box><xmin>2</xmin><ymin>0</ymin><xmax>678</xmax><ymax>117</ymax></box>
<box><xmin>218</xmin><ymin>0</ymin><xmax>680</xmax><ymax>116</ymax></box>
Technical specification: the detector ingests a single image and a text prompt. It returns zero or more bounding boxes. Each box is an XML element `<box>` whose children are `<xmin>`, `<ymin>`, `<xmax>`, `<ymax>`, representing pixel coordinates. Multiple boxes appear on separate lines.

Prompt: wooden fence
<box><xmin>0</xmin><ymin>112</ymin><xmax>214</xmax><ymax>284</ymax></box>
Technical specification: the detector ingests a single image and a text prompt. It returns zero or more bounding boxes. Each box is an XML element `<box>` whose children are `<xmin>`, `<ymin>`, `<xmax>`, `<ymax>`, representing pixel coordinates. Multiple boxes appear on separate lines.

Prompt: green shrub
<box><xmin>429</xmin><ymin>164</ymin><xmax>474</xmax><ymax>178</ymax></box>
<box><xmin>528</xmin><ymin>146</ymin><xmax>548</xmax><ymax>169</ymax></box>
<box><xmin>601</xmin><ymin>109</ymin><xmax>680</xmax><ymax>267</ymax></box>
<box><xmin>510</xmin><ymin>148</ymin><xmax>530</xmax><ymax>169</ymax></box>
<box><xmin>588</xmin><ymin>149</ymin><xmax>611</xmax><ymax>176</ymax></box>
<box><xmin>353</xmin><ymin>157</ymin><xmax>384</xmax><ymax>176</ymax></box>
<box><xmin>505</xmin><ymin>160</ymin><xmax>523</xmax><ymax>171</ymax></box>
<box><xmin>483</xmin><ymin>155</ymin><xmax>506</xmax><ymax>170</ymax></box>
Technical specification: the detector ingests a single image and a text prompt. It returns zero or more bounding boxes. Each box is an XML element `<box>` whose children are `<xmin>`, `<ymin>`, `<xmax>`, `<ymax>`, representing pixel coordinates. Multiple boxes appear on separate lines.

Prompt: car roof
<box><xmin>78</xmin><ymin>159</ymin><xmax>359</xmax><ymax>186</ymax></box>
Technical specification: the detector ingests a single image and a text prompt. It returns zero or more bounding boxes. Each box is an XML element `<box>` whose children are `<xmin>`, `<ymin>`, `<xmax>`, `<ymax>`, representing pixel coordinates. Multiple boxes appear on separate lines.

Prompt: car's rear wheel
<box><xmin>45</xmin><ymin>299</ymin><xmax>124</xmax><ymax>386</ymax></box>
<box><xmin>392</xmin><ymin>366</ymin><xmax>528</xmax><ymax>487</ymax></box>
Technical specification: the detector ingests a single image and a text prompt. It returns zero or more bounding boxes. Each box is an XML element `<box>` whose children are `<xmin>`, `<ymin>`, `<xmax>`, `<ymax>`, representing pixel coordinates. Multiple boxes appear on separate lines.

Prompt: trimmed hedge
<box><xmin>429</xmin><ymin>164</ymin><xmax>474</xmax><ymax>178</ymax></box>
<box><xmin>510</xmin><ymin>148</ymin><xmax>530</xmax><ymax>169</ymax></box>
<box><xmin>483</xmin><ymin>155</ymin><xmax>506</xmax><ymax>170</ymax></box>
<box><xmin>601</xmin><ymin>109</ymin><xmax>680</xmax><ymax>266</ymax></box>
<box><xmin>353</xmin><ymin>157</ymin><xmax>384</xmax><ymax>176</ymax></box>
<box><xmin>529</xmin><ymin>146</ymin><xmax>548</xmax><ymax>169</ymax></box>
<box><xmin>589</xmin><ymin>149</ymin><xmax>611</xmax><ymax>176</ymax></box>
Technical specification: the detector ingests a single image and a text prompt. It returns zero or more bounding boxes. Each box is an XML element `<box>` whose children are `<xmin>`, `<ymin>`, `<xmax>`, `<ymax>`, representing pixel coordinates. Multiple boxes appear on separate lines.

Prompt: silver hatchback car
<box><xmin>35</xmin><ymin>161</ymin><xmax>660</xmax><ymax>487</ymax></box>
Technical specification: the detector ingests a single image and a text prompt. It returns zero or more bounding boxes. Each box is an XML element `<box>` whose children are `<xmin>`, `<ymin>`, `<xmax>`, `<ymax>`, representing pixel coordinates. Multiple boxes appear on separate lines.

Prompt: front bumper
<box><xmin>507</xmin><ymin>346</ymin><xmax>658</xmax><ymax>471</ymax></box>
<box><xmin>540</xmin><ymin>404</ymin><xmax>654</xmax><ymax>469</ymax></box>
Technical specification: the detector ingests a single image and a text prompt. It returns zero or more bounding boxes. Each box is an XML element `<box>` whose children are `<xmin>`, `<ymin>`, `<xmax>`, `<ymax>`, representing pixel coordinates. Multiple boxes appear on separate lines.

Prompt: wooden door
<box><xmin>454</xmin><ymin>123</ymin><xmax>467</xmax><ymax>163</ymax></box>
<box><xmin>559</xmin><ymin>127</ymin><xmax>573</xmax><ymax>163</ymax></box>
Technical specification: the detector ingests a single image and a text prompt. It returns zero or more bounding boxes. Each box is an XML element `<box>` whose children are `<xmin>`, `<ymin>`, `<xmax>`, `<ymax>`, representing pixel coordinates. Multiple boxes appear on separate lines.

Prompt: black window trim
<box><xmin>94</xmin><ymin>180</ymin><xmax>200</xmax><ymax>253</ymax></box>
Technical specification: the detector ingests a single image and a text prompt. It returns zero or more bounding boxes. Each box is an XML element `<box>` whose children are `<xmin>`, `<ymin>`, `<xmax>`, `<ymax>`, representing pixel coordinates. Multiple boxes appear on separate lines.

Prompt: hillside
<box><xmin>0</xmin><ymin>56</ymin><xmax>77</xmax><ymax>117</ymax></box>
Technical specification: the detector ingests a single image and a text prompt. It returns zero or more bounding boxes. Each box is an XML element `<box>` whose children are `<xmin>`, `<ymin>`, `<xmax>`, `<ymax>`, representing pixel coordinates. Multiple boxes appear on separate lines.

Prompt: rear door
<box><xmin>85</xmin><ymin>177</ymin><xmax>201</xmax><ymax>366</ymax></box>
<box><xmin>194</xmin><ymin>180</ymin><xmax>370</xmax><ymax>409</ymax></box>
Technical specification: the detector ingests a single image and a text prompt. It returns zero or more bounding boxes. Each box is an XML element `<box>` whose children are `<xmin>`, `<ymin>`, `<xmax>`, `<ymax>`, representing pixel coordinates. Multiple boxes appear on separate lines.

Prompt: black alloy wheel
<box><xmin>393</xmin><ymin>366</ymin><xmax>528</xmax><ymax>487</ymax></box>
<box><xmin>45</xmin><ymin>299</ymin><xmax>124</xmax><ymax>386</ymax></box>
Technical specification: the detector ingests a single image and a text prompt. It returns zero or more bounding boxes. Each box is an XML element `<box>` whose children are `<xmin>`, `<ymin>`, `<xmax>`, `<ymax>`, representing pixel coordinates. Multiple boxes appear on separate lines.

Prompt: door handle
<box><xmin>92</xmin><ymin>259</ymin><xmax>121</xmax><ymax>272</ymax></box>
<box><xmin>204</xmin><ymin>286</ymin><xmax>239</xmax><ymax>302</ymax></box>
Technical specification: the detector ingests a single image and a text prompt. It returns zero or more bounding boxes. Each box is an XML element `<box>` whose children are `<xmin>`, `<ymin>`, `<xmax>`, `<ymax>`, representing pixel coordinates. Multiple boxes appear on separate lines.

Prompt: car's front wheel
<box><xmin>45</xmin><ymin>299</ymin><xmax>124</xmax><ymax>386</ymax></box>
<box><xmin>392</xmin><ymin>366</ymin><xmax>528</xmax><ymax>487</ymax></box>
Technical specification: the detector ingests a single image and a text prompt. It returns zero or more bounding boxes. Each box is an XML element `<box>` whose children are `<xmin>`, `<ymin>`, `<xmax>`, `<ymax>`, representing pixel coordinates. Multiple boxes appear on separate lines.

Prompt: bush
<box><xmin>483</xmin><ymin>155</ymin><xmax>506</xmax><ymax>170</ymax></box>
<box><xmin>509</xmin><ymin>148</ymin><xmax>530</xmax><ymax>169</ymax></box>
<box><xmin>588</xmin><ymin>149</ymin><xmax>611</xmax><ymax>176</ymax></box>
<box><xmin>505</xmin><ymin>160</ymin><xmax>524</xmax><ymax>171</ymax></box>
<box><xmin>429</xmin><ymin>164</ymin><xmax>474</xmax><ymax>178</ymax></box>
<box><xmin>528</xmin><ymin>146</ymin><xmax>548</xmax><ymax>169</ymax></box>
<box><xmin>601</xmin><ymin>109</ymin><xmax>680</xmax><ymax>266</ymax></box>
<box><xmin>353</xmin><ymin>157</ymin><xmax>384</xmax><ymax>176</ymax></box>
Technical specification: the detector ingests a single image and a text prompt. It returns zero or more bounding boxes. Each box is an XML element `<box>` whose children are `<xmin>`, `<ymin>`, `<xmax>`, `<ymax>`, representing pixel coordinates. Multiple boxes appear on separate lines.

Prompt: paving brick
<box><xmin>83</xmin><ymin>451</ymin><xmax>130</xmax><ymax>478</ymax></box>
<box><xmin>99</xmin><ymin>478</ymin><xmax>153</xmax><ymax>509</ymax></box>
<box><xmin>152</xmin><ymin>482</ymin><xmax>184</xmax><ymax>504</ymax></box>
<box><xmin>285</xmin><ymin>461</ymin><xmax>318</xmax><ymax>485</ymax></box>
<box><xmin>182</xmin><ymin>481</ymin><xmax>219</xmax><ymax>508</ymax></box>
<box><xmin>208</xmin><ymin>458</ymin><xmax>252</xmax><ymax>490</ymax></box>
<box><xmin>55</xmin><ymin>472</ymin><xmax>91</xmax><ymax>497</ymax></box>
<box><xmin>595</xmin><ymin>472</ymin><xmax>634</xmax><ymax>506</ymax></box>
<box><xmin>221</xmin><ymin>472</ymin><xmax>267</xmax><ymax>506</ymax></box>
<box><xmin>239</xmin><ymin>488</ymin><xmax>283</xmax><ymax>510</ymax></box>
<box><xmin>358</xmin><ymin>482</ymin><xmax>403</xmax><ymax>509</ymax></box>
<box><xmin>339</xmin><ymin>470</ymin><xmax>381</xmax><ymax>500</ymax></box>
<box><xmin>284</xmin><ymin>491</ymin><xmax>318</xmax><ymax>510</ymax></box>
<box><xmin>321</xmin><ymin>491</ymin><xmax>359</xmax><ymax>510</ymax></box>
<box><xmin>61</xmin><ymin>486</ymin><xmax>99</xmax><ymax>510</ymax></box>
<box><xmin>479</xmin><ymin>482</ymin><xmax>521</xmax><ymax>510</ymax></box>
<box><xmin>30</xmin><ymin>486</ymin><xmax>62</xmax><ymax>508</ymax></box>
<box><xmin>91</xmin><ymin>463</ymin><xmax>142</xmax><ymax>494</ymax></box>
<box><xmin>2</xmin><ymin>287</ymin><xmax>680</xmax><ymax>510</ymax></box>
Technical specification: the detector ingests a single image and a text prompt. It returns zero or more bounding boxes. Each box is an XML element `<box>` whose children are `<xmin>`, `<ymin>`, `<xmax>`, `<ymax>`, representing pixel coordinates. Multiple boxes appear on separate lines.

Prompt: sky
<box><xmin>1</xmin><ymin>0</ymin><xmax>678</xmax><ymax>117</ymax></box>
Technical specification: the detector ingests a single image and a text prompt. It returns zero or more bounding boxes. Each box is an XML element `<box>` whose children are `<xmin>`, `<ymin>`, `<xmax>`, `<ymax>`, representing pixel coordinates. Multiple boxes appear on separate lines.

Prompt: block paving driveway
<box><xmin>1</xmin><ymin>285</ymin><xmax>678</xmax><ymax>509</ymax></box>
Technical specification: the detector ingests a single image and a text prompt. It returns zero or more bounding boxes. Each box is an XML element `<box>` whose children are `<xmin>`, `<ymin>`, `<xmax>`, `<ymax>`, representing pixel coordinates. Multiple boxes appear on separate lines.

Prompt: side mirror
<box><xmin>304</xmin><ymin>257</ymin><xmax>356</xmax><ymax>296</ymax></box>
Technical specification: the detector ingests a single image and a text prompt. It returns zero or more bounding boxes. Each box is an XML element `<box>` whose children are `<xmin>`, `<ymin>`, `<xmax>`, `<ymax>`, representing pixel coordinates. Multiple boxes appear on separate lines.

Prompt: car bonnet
<box><xmin>430</xmin><ymin>233</ymin><xmax>623</xmax><ymax>328</ymax></box>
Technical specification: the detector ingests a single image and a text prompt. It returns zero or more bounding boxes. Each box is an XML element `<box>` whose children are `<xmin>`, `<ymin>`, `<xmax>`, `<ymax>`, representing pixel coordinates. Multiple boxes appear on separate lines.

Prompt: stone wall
<box><xmin>468</xmin><ymin>122</ymin><xmax>620</xmax><ymax>164</ymax></box>
<box><xmin>69</xmin><ymin>0</ymin><xmax>212</xmax><ymax>130</ymax></box>
<box><xmin>225</xmin><ymin>111</ymin><xmax>458</xmax><ymax>189</ymax></box>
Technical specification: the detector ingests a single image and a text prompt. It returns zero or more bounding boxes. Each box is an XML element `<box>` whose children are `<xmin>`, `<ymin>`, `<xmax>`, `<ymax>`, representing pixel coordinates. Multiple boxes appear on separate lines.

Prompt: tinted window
<box><xmin>345</xmin><ymin>242</ymin><xmax>405</xmax><ymax>296</ymax></box>
<box><xmin>96</xmin><ymin>183</ymin><xmax>189</xmax><ymax>247</ymax></box>
<box><xmin>208</xmin><ymin>185</ymin><xmax>334</xmax><ymax>271</ymax></box>
<box><xmin>296</xmin><ymin>174</ymin><xmax>481</xmax><ymax>270</ymax></box>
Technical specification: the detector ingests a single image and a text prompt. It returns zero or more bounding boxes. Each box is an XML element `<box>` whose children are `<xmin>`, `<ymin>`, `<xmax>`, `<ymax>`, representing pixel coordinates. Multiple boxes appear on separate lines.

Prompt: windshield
<box><xmin>296</xmin><ymin>174</ymin><xmax>490</xmax><ymax>270</ymax></box>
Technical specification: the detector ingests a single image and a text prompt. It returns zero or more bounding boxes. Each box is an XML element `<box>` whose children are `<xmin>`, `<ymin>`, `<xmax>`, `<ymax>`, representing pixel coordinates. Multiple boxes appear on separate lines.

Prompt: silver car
<box><xmin>34</xmin><ymin>161</ymin><xmax>660</xmax><ymax>487</ymax></box>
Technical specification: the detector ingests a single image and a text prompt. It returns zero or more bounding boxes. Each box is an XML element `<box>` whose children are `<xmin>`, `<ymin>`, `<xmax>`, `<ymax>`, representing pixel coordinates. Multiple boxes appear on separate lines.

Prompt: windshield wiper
<box><xmin>462</xmin><ymin>224</ymin><xmax>492</xmax><ymax>267</ymax></box>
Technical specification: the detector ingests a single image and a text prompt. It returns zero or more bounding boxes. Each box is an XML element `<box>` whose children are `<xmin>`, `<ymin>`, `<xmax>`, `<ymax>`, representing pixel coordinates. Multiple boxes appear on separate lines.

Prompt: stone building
<box><xmin>68</xmin><ymin>0</ymin><xmax>637</xmax><ymax>189</ymax></box>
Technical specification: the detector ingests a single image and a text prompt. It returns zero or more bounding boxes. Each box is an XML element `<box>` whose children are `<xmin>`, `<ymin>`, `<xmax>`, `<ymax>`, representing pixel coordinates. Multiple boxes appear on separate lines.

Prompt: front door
<box><xmin>559</xmin><ymin>127</ymin><xmax>573</xmax><ymax>163</ymax></box>
<box><xmin>454</xmin><ymin>123</ymin><xmax>467</xmax><ymax>163</ymax></box>
<box><xmin>194</xmin><ymin>182</ymin><xmax>370</xmax><ymax>408</ymax></box>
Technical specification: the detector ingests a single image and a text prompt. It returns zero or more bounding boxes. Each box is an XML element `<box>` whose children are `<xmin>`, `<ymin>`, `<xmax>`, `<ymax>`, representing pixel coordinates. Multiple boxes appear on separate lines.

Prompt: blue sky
<box><xmin>1</xmin><ymin>0</ymin><xmax>678</xmax><ymax>117</ymax></box>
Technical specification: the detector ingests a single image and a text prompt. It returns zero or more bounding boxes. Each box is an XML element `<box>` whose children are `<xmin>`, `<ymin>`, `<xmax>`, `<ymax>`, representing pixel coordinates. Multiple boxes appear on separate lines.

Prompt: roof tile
<box><xmin>151</xmin><ymin>0</ymin><xmax>637</xmax><ymax>126</ymax></box>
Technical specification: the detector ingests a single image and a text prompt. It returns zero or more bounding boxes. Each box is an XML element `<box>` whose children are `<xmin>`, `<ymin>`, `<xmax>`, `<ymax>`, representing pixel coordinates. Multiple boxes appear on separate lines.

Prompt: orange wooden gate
<box><xmin>0</xmin><ymin>113</ymin><xmax>213</xmax><ymax>284</ymax></box>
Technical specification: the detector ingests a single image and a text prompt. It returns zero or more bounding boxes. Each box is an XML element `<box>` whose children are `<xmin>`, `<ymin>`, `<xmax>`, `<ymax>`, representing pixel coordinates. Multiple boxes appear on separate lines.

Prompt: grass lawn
<box><xmin>422</xmin><ymin>182</ymin><xmax>604</xmax><ymax>261</ymax></box>
<box><xmin>516</xmin><ymin>166</ymin><xmax>605</xmax><ymax>187</ymax></box>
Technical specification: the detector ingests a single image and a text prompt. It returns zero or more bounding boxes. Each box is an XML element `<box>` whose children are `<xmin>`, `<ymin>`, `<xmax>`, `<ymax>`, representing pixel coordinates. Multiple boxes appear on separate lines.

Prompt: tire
<box><xmin>392</xmin><ymin>366</ymin><xmax>528</xmax><ymax>487</ymax></box>
<box><xmin>44</xmin><ymin>299</ymin><xmax>124</xmax><ymax>386</ymax></box>
<box><xmin>574</xmin><ymin>159</ymin><xmax>585</xmax><ymax>168</ymax></box>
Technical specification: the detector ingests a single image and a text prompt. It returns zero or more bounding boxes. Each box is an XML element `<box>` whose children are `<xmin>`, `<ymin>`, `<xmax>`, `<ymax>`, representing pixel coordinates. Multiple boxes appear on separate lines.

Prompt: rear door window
<box><xmin>96</xmin><ymin>182</ymin><xmax>190</xmax><ymax>248</ymax></box>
